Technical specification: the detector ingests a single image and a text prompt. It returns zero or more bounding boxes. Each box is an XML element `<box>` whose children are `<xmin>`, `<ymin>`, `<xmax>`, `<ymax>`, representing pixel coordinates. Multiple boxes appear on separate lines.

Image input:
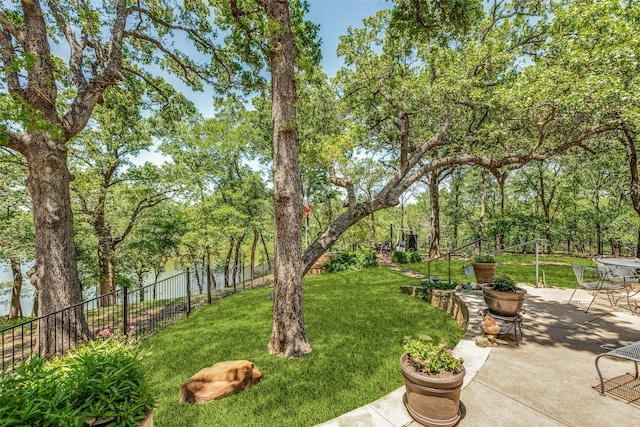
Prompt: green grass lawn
<box><xmin>406</xmin><ymin>254</ymin><xmax>597</xmax><ymax>288</ymax></box>
<box><xmin>141</xmin><ymin>266</ymin><xmax>464</xmax><ymax>427</ymax></box>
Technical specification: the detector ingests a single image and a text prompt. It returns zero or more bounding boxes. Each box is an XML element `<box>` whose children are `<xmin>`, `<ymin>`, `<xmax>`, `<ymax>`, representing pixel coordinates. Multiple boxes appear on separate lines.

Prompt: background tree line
<box><xmin>1</xmin><ymin>0</ymin><xmax>638</xmax><ymax>358</ymax></box>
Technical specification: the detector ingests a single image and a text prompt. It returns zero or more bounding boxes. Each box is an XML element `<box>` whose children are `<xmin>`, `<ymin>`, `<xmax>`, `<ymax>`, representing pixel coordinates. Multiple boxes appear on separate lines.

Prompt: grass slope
<box><xmin>142</xmin><ymin>266</ymin><xmax>464</xmax><ymax>427</ymax></box>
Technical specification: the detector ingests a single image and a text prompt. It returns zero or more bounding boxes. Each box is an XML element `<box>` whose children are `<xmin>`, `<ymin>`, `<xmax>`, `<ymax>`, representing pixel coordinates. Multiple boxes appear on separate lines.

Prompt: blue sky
<box><xmin>135</xmin><ymin>1</ymin><xmax>390</xmax><ymax>165</ymax></box>
<box><xmin>180</xmin><ymin>1</ymin><xmax>390</xmax><ymax>117</ymax></box>
<box><xmin>307</xmin><ymin>0</ymin><xmax>388</xmax><ymax>76</ymax></box>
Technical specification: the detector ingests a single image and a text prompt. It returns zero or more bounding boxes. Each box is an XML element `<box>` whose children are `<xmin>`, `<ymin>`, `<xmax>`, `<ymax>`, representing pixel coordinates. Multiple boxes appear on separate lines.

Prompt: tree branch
<box><xmin>45</xmin><ymin>0</ymin><xmax>88</xmax><ymax>91</ymax></box>
<box><xmin>0</xmin><ymin>7</ymin><xmax>25</xmax><ymax>44</ymax></box>
<box><xmin>0</xmin><ymin>26</ymin><xmax>23</xmax><ymax>96</ymax></box>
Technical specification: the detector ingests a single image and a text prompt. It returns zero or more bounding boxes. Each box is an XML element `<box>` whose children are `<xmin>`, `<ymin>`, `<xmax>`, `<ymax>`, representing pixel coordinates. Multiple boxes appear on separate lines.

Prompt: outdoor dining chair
<box><xmin>598</xmin><ymin>264</ymin><xmax>640</xmax><ymax>313</ymax></box>
<box><xmin>567</xmin><ymin>264</ymin><xmax>622</xmax><ymax>313</ymax></box>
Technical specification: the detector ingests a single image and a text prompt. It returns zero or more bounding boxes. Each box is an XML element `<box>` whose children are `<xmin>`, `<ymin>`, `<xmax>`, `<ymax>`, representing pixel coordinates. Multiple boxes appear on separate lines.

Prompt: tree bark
<box><xmin>369</xmin><ymin>212</ymin><xmax>376</xmax><ymax>248</ymax></box>
<box><xmin>251</xmin><ymin>229</ymin><xmax>259</xmax><ymax>282</ymax></box>
<box><xmin>25</xmin><ymin>137</ymin><xmax>88</xmax><ymax>354</ymax></box>
<box><xmin>97</xmin><ymin>233</ymin><xmax>117</xmax><ymax>306</ymax></box>
<box><xmin>427</xmin><ymin>171</ymin><xmax>441</xmax><ymax>259</ymax></box>
<box><xmin>478</xmin><ymin>169</ymin><xmax>487</xmax><ymax>239</ymax></box>
<box><xmin>494</xmin><ymin>172</ymin><xmax>507</xmax><ymax>251</ymax></box>
<box><xmin>27</xmin><ymin>266</ymin><xmax>39</xmax><ymax>317</ymax></box>
<box><xmin>260</xmin><ymin>233</ymin><xmax>272</xmax><ymax>268</ymax></box>
<box><xmin>225</xmin><ymin>236</ymin><xmax>234</xmax><ymax>289</ymax></box>
<box><xmin>267</xmin><ymin>0</ymin><xmax>311</xmax><ymax>358</ymax></box>
<box><xmin>232</xmin><ymin>234</ymin><xmax>244</xmax><ymax>292</ymax></box>
<box><xmin>8</xmin><ymin>258</ymin><xmax>23</xmax><ymax>320</ymax></box>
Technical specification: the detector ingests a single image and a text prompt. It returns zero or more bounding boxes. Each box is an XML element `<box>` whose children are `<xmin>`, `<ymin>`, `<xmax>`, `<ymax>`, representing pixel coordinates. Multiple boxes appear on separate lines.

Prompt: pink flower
<box><xmin>98</xmin><ymin>328</ymin><xmax>111</xmax><ymax>337</ymax></box>
<box><xmin>439</xmin><ymin>343</ymin><xmax>447</xmax><ymax>349</ymax></box>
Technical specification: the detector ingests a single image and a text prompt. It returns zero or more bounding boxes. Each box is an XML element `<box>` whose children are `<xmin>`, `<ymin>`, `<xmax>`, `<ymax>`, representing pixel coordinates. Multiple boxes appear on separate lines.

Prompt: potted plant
<box><xmin>482</xmin><ymin>273</ymin><xmax>527</xmax><ymax>316</ymax></box>
<box><xmin>471</xmin><ymin>254</ymin><xmax>497</xmax><ymax>284</ymax></box>
<box><xmin>400</xmin><ymin>335</ymin><xmax>465</xmax><ymax>427</ymax></box>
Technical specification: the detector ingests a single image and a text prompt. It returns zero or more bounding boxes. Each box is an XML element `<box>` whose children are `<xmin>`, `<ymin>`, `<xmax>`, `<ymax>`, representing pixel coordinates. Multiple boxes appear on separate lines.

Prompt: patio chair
<box><xmin>599</xmin><ymin>264</ymin><xmax>640</xmax><ymax>312</ymax></box>
<box><xmin>567</xmin><ymin>264</ymin><xmax>614</xmax><ymax>312</ymax></box>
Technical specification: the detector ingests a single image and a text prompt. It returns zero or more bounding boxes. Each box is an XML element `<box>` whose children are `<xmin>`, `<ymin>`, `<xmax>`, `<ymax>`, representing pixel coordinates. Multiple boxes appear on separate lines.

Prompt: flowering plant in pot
<box><xmin>400</xmin><ymin>335</ymin><xmax>465</xmax><ymax>427</ymax></box>
<box><xmin>482</xmin><ymin>273</ymin><xmax>527</xmax><ymax>316</ymax></box>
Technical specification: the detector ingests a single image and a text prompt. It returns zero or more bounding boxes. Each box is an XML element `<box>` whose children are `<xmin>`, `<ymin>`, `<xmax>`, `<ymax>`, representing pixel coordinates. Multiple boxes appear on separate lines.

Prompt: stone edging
<box><xmin>401</xmin><ymin>286</ymin><xmax>470</xmax><ymax>332</ymax></box>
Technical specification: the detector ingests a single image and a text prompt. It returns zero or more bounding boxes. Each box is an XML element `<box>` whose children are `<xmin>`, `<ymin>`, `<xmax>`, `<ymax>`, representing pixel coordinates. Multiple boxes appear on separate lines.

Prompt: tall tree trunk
<box><xmin>478</xmin><ymin>169</ymin><xmax>487</xmax><ymax>239</ymax></box>
<box><xmin>267</xmin><ymin>0</ymin><xmax>310</xmax><ymax>358</ymax></box>
<box><xmin>428</xmin><ymin>172</ymin><xmax>441</xmax><ymax>258</ymax></box>
<box><xmin>595</xmin><ymin>199</ymin><xmax>602</xmax><ymax>255</ymax></box>
<box><xmin>260</xmin><ymin>233</ymin><xmax>272</xmax><ymax>268</ymax></box>
<box><xmin>251</xmin><ymin>229</ymin><xmax>259</xmax><ymax>282</ymax></box>
<box><xmin>452</xmin><ymin>170</ymin><xmax>461</xmax><ymax>250</ymax></box>
<box><xmin>496</xmin><ymin>173</ymin><xmax>507</xmax><ymax>251</ymax></box>
<box><xmin>369</xmin><ymin>212</ymin><xmax>376</xmax><ymax>248</ymax></box>
<box><xmin>27</xmin><ymin>266</ymin><xmax>39</xmax><ymax>317</ymax></box>
<box><xmin>137</xmin><ymin>271</ymin><xmax>145</xmax><ymax>303</ymax></box>
<box><xmin>225</xmin><ymin>237</ymin><xmax>234</xmax><ymax>289</ymax></box>
<box><xmin>232</xmin><ymin>234</ymin><xmax>244</xmax><ymax>292</ymax></box>
<box><xmin>8</xmin><ymin>258</ymin><xmax>23</xmax><ymax>320</ymax></box>
<box><xmin>97</xmin><ymin>234</ymin><xmax>117</xmax><ymax>306</ymax></box>
<box><xmin>26</xmin><ymin>138</ymin><xmax>88</xmax><ymax>354</ymax></box>
<box><xmin>543</xmin><ymin>205</ymin><xmax>552</xmax><ymax>254</ymax></box>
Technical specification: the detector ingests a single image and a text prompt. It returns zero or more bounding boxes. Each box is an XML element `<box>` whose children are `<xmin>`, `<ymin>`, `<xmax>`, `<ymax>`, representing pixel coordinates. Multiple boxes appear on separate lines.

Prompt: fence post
<box><xmin>206</xmin><ymin>262</ymin><xmax>212</xmax><ymax>305</ymax></box>
<box><xmin>123</xmin><ymin>285</ymin><xmax>129</xmax><ymax>336</ymax></box>
<box><xmin>186</xmin><ymin>268</ymin><xmax>191</xmax><ymax>316</ymax></box>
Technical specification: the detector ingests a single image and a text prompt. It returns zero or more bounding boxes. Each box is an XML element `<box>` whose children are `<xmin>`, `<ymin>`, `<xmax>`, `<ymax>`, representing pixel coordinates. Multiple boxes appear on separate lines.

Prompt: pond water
<box><xmin>0</xmin><ymin>259</ymin><xmax>266</xmax><ymax>317</ymax></box>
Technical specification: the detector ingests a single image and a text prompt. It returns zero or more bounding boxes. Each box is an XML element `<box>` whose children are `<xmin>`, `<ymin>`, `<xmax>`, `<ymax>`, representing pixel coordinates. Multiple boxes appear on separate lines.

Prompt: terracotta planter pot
<box><xmin>400</xmin><ymin>354</ymin><xmax>465</xmax><ymax>427</ymax></box>
<box><xmin>471</xmin><ymin>263</ymin><xmax>497</xmax><ymax>284</ymax></box>
<box><xmin>482</xmin><ymin>285</ymin><xmax>527</xmax><ymax>316</ymax></box>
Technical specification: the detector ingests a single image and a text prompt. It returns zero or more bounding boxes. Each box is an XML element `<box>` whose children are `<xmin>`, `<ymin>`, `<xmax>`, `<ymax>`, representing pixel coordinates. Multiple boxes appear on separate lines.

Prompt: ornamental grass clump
<box><xmin>403</xmin><ymin>335</ymin><xmax>464</xmax><ymax>376</ymax></box>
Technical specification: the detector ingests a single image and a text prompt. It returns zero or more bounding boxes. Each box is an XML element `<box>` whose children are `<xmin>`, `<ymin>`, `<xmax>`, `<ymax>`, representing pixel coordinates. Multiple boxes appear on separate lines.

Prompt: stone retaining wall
<box><xmin>401</xmin><ymin>285</ymin><xmax>469</xmax><ymax>332</ymax></box>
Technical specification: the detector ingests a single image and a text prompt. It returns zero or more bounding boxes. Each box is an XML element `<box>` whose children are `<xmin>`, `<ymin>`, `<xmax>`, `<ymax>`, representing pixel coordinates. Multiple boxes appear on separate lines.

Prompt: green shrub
<box><xmin>408</xmin><ymin>251</ymin><xmax>422</xmax><ymax>263</ymax></box>
<box><xmin>323</xmin><ymin>252</ymin><xmax>357</xmax><ymax>272</ymax></box>
<box><xmin>355</xmin><ymin>249</ymin><xmax>379</xmax><ymax>268</ymax></box>
<box><xmin>0</xmin><ymin>335</ymin><xmax>154</xmax><ymax>427</ymax></box>
<box><xmin>416</xmin><ymin>281</ymin><xmax>459</xmax><ymax>300</ymax></box>
<box><xmin>392</xmin><ymin>250</ymin><xmax>408</xmax><ymax>264</ymax></box>
<box><xmin>392</xmin><ymin>250</ymin><xmax>421</xmax><ymax>264</ymax></box>
<box><xmin>323</xmin><ymin>250</ymin><xmax>378</xmax><ymax>272</ymax></box>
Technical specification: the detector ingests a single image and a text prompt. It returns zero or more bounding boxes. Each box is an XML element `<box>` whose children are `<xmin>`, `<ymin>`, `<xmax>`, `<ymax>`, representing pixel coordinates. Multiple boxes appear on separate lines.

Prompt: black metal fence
<box><xmin>1</xmin><ymin>261</ymin><xmax>273</xmax><ymax>373</ymax></box>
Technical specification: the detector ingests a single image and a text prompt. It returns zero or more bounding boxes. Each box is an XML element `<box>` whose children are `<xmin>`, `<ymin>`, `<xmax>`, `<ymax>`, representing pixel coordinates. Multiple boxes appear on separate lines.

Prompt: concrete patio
<box><xmin>317</xmin><ymin>286</ymin><xmax>640</xmax><ymax>427</ymax></box>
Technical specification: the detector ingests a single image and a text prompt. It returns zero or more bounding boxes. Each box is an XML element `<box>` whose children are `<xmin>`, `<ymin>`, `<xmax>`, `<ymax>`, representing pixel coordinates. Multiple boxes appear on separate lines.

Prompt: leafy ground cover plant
<box><xmin>402</xmin><ymin>335</ymin><xmax>464</xmax><ymax>376</ymax></box>
<box><xmin>0</xmin><ymin>329</ymin><xmax>154</xmax><ymax>427</ymax></box>
<box><xmin>490</xmin><ymin>273</ymin><xmax>518</xmax><ymax>292</ymax></box>
<box><xmin>473</xmin><ymin>254</ymin><xmax>496</xmax><ymax>263</ymax></box>
<box><xmin>416</xmin><ymin>280</ymin><xmax>459</xmax><ymax>300</ymax></box>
